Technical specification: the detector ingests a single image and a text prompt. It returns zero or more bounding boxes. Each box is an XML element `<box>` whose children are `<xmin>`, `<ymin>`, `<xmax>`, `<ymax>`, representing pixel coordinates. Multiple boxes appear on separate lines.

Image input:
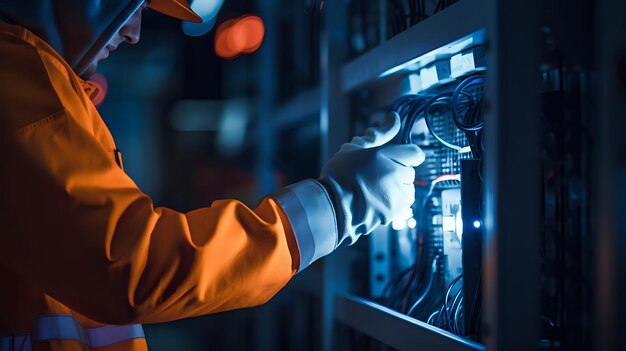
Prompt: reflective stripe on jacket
<box><xmin>1</xmin><ymin>315</ymin><xmax>144</xmax><ymax>351</ymax></box>
<box><xmin>0</xmin><ymin>23</ymin><xmax>338</xmax><ymax>350</ymax></box>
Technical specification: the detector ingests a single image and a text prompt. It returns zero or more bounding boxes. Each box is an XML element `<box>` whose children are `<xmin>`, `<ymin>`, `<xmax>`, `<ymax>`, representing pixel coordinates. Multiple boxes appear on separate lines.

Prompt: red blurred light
<box><xmin>215</xmin><ymin>19</ymin><xmax>238</xmax><ymax>58</ymax></box>
<box><xmin>215</xmin><ymin>15</ymin><xmax>265</xmax><ymax>59</ymax></box>
<box><xmin>238</xmin><ymin>16</ymin><xmax>265</xmax><ymax>53</ymax></box>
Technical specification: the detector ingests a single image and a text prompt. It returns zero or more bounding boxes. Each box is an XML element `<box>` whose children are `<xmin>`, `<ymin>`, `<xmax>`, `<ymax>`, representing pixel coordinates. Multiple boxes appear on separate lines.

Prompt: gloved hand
<box><xmin>320</xmin><ymin>112</ymin><xmax>425</xmax><ymax>247</ymax></box>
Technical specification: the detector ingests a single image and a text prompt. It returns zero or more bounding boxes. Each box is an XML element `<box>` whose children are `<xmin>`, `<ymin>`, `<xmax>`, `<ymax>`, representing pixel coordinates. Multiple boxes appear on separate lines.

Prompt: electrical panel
<box><xmin>256</xmin><ymin>0</ymin><xmax>607</xmax><ymax>350</ymax></box>
<box><xmin>356</xmin><ymin>38</ymin><xmax>487</xmax><ymax>342</ymax></box>
<box><xmin>346</xmin><ymin>1</ymin><xmax>593</xmax><ymax>349</ymax></box>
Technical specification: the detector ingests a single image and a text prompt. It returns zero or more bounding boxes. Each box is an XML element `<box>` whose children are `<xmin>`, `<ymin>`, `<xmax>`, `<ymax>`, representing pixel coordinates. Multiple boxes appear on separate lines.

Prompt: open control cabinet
<box><xmin>253</xmin><ymin>0</ymin><xmax>625</xmax><ymax>350</ymax></box>
<box><xmin>346</xmin><ymin>29</ymin><xmax>488</xmax><ymax>350</ymax></box>
<box><xmin>311</xmin><ymin>0</ymin><xmax>617</xmax><ymax>350</ymax></box>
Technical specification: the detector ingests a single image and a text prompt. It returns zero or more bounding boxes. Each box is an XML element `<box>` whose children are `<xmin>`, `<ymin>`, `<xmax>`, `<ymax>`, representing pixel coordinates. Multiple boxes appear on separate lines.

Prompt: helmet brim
<box><xmin>149</xmin><ymin>0</ymin><xmax>203</xmax><ymax>23</ymax></box>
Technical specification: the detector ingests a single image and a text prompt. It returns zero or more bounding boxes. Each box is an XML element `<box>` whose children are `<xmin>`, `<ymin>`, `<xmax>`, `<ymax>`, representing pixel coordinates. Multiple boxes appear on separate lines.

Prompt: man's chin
<box><xmin>81</xmin><ymin>62</ymin><xmax>99</xmax><ymax>79</ymax></box>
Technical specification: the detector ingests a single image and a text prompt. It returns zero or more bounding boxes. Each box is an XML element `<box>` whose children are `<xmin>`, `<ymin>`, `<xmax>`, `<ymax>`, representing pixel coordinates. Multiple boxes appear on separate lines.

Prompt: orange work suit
<box><xmin>0</xmin><ymin>24</ymin><xmax>338</xmax><ymax>351</ymax></box>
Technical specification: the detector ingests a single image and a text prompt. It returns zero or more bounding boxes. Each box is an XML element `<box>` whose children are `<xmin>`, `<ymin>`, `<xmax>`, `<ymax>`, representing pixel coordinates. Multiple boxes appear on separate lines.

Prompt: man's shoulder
<box><xmin>0</xmin><ymin>24</ymin><xmax>69</xmax><ymax>133</ymax></box>
<box><xmin>0</xmin><ymin>23</ymin><xmax>75</xmax><ymax>79</ymax></box>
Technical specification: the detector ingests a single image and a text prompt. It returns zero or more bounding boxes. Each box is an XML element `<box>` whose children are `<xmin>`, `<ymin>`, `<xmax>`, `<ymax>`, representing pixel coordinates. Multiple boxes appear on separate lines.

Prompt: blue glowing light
<box><xmin>191</xmin><ymin>0</ymin><xmax>224</xmax><ymax>19</ymax></box>
<box><xmin>472</xmin><ymin>220</ymin><xmax>482</xmax><ymax>229</ymax></box>
<box><xmin>182</xmin><ymin>0</ymin><xmax>224</xmax><ymax>37</ymax></box>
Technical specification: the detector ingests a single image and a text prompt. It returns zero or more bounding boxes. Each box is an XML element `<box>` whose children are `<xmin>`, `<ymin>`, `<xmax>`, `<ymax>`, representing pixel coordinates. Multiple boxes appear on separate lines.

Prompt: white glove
<box><xmin>320</xmin><ymin>112</ymin><xmax>425</xmax><ymax>247</ymax></box>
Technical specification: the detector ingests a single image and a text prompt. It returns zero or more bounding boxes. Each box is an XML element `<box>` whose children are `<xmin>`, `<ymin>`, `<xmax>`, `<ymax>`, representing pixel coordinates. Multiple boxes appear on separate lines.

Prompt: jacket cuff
<box><xmin>271</xmin><ymin>180</ymin><xmax>338</xmax><ymax>272</ymax></box>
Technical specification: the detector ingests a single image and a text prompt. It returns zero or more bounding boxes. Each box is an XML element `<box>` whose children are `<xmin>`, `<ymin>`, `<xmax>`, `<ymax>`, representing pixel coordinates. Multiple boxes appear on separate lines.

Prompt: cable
<box><xmin>392</xmin><ymin>93</ymin><xmax>432</xmax><ymax>145</ymax></box>
<box><xmin>452</xmin><ymin>75</ymin><xmax>485</xmax><ymax>132</ymax></box>
<box><xmin>448</xmin><ymin>286</ymin><xmax>463</xmax><ymax>331</ymax></box>
<box><xmin>406</xmin><ymin>254</ymin><xmax>440</xmax><ymax>316</ymax></box>
<box><xmin>392</xmin><ymin>94</ymin><xmax>419</xmax><ymax>114</ymax></box>
<box><xmin>390</xmin><ymin>0</ymin><xmax>407</xmax><ymax>35</ymax></box>
<box><xmin>424</xmin><ymin>92</ymin><xmax>470</xmax><ymax>151</ymax></box>
<box><xmin>435</xmin><ymin>0</ymin><xmax>443</xmax><ymax>13</ymax></box>
<box><xmin>450</xmin><ymin>75</ymin><xmax>485</xmax><ymax>157</ymax></box>
<box><xmin>387</xmin><ymin>84</ymin><xmax>479</xmax><ymax>323</ymax></box>
<box><xmin>381</xmin><ymin>266</ymin><xmax>413</xmax><ymax>301</ymax></box>
<box><xmin>467</xmin><ymin>274</ymin><xmax>482</xmax><ymax>338</ymax></box>
<box><xmin>427</xmin><ymin>309</ymin><xmax>440</xmax><ymax>325</ymax></box>
<box><xmin>423</xmin><ymin>174</ymin><xmax>461</xmax><ymax>205</ymax></box>
<box><xmin>396</xmin><ymin>180</ymin><xmax>439</xmax><ymax>313</ymax></box>
<box><xmin>408</xmin><ymin>0</ymin><xmax>417</xmax><ymax>25</ymax></box>
<box><xmin>432</xmin><ymin>303</ymin><xmax>447</xmax><ymax>328</ymax></box>
<box><xmin>443</xmin><ymin>274</ymin><xmax>463</xmax><ymax>329</ymax></box>
<box><xmin>453</xmin><ymin>296</ymin><xmax>464</xmax><ymax>334</ymax></box>
<box><xmin>398</xmin><ymin>173</ymin><xmax>459</xmax><ymax>315</ymax></box>
<box><xmin>420</xmin><ymin>274</ymin><xmax>460</xmax><ymax>330</ymax></box>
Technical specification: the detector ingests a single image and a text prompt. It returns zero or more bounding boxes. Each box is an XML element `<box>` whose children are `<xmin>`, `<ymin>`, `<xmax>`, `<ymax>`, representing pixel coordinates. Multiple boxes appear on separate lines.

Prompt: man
<box><xmin>0</xmin><ymin>1</ymin><xmax>424</xmax><ymax>350</ymax></box>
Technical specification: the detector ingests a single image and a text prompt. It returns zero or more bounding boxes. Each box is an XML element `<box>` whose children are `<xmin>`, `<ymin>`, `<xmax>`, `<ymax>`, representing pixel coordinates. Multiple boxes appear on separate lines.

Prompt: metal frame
<box><xmin>594</xmin><ymin>0</ymin><xmax>626</xmax><ymax>350</ymax></box>
<box><xmin>481</xmin><ymin>1</ymin><xmax>541</xmax><ymax>350</ymax></box>
<box><xmin>335</xmin><ymin>295</ymin><xmax>485</xmax><ymax>351</ymax></box>
<box><xmin>341</xmin><ymin>0</ymin><xmax>486</xmax><ymax>92</ymax></box>
<box><xmin>251</xmin><ymin>0</ymin><xmax>625</xmax><ymax>349</ymax></box>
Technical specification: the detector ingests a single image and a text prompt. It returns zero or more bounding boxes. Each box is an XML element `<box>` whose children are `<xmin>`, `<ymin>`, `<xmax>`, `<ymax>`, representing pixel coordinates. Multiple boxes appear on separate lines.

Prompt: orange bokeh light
<box><xmin>215</xmin><ymin>15</ymin><xmax>265</xmax><ymax>59</ymax></box>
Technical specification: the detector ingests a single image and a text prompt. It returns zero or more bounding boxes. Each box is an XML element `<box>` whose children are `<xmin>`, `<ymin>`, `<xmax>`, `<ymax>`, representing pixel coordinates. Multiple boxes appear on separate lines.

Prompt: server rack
<box><xmin>253</xmin><ymin>0</ymin><xmax>624</xmax><ymax>350</ymax></box>
<box><xmin>594</xmin><ymin>1</ymin><xmax>626</xmax><ymax>350</ymax></box>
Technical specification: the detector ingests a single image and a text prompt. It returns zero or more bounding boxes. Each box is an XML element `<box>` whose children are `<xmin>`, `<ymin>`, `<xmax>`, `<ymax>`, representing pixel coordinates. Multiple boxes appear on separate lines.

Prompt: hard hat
<box><xmin>149</xmin><ymin>0</ymin><xmax>203</xmax><ymax>23</ymax></box>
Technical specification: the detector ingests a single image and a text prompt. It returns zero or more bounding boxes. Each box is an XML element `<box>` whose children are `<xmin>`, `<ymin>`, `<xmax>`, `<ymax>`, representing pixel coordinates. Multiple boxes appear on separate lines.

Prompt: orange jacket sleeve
<box><xmin>0</xmin><ymin>25</ymin><xmax>338</xmax><ymax>325</ymax></box>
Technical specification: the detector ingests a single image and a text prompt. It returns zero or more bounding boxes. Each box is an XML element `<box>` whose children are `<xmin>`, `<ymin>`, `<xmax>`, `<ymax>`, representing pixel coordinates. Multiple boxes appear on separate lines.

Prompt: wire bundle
<box><xmin>451</xmin><ymin>75</ymin><xmax>485</xmax><ymax>157</ymax></box>
<box><xmin>426</xmin><ymin>274</ymin><xmax>464</xmax><ymax>333</ymax></box>
<box><xmin>379</xmin><ymin>173</ymin><xmax>460</xmax><ymax>316</ymax></box>
<box><xmin>424</xmin><ymin>92</ymin><xmax>470</xmax><ymax>151</ymax></box>
<box><xmin>392</xmin><ymin>93</ymin><xmax>432</xmax><ymax>145</ymax></box>
<box><xmin>382</xmin><ymin>74</ymin><xmax>486</xmax><ymax>337</ymax></box>
<box><xmin>392</xmin><ymin>75</ymin><xmax>486</xmax><ymax>155</ymax></box>
<box><xmin>390</xmin><ymin>0</ymin><xmax>408</xmax><ymax>35</ymax></box>
<box><xmin>434</xmin><ymin>0</ymin><xmax>459</xmax><ymax>14</ymax></box>
<box><xmin>390</xmin><ymin>0</ymin><xmax>458</xmax><ymax>36</ymax></box>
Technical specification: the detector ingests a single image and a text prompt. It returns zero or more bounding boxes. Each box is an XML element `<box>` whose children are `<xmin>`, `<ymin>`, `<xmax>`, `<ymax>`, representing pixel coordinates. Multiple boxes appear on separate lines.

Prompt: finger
<box><xmin>397</xmin><ymin>206</ymin><xmax>414</xmax><ymax>221</ymax></box>
<box><xmin>353</xmin><ymin>112</ymin><xmax>402</xmax><ymax>148</ymax></box>
<box><xmin>380</xmin><ymin>144</ymin><xmax>425</xmax><ymax>167</ymax></box>
<box><xmin>390</xmin><ymin>207</ymin><xmax>414</xmax><ymax>228</ymax></box>
<box><xmin>401</xmin><ymin>182</ymin><xmax>416</xmax><ymax>206</ymax></box>
<box><xmin>396</xmin><ymin>165</ymin><xmax>416</xmax><ymax>185</ymax></box>
<box><xmin>338</xmin><ymin>142</ymin><xmax>361</xmax><ymax>152</ymax></box>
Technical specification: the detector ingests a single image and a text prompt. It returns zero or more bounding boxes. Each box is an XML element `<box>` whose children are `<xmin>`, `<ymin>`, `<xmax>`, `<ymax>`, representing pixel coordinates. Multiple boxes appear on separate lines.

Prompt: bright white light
<box><xmin>456</xmin><ymin>213</ymin><xmax>463</xmax><ymax>239</ymax></box>
<box><xmin>473</xmin><ymin>220</ymin><xmax>482</xmax><ymax>229</ymax></box>
<box><xmin>392</xmin><ymin>207</ymin><xmax>413</xmax><ymax>230</ymax></box>
<box><xmin>442</xmin><ymin>215</ymin><xmax>456</xmax><ymax>232</ymax></box>
<box><xmin>392</xmin><ymin>219</ymin><xmax>406</xmax><ymax>231</ymax></box>
<box><xmin>407</xmin><ymin>218</ymin><xmax>417</xmax><ymax>229</ymax></box>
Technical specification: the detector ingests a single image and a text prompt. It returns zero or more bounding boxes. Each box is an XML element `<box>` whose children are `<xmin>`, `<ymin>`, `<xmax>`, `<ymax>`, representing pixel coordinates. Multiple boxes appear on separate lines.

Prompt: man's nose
<box><xmin>120</xmin><ymin>10</ymin><xmax>142</xmax><ymax>44</ymax></box>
